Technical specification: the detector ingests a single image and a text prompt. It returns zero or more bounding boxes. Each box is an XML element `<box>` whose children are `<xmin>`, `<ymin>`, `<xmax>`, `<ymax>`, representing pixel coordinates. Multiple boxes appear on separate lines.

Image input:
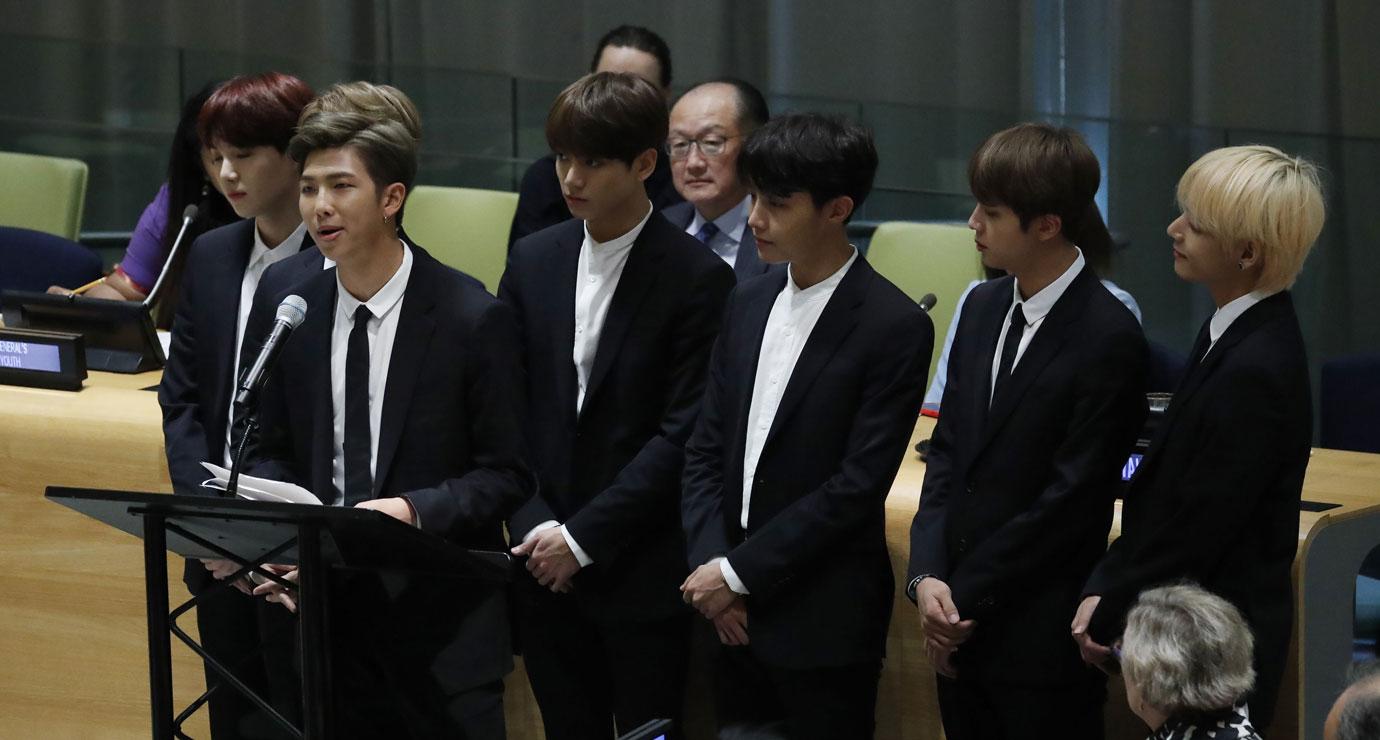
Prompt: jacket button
<box><xmin>966</xmin><ymin>484</ymin><xmax>974</xmax><ymax>494</ymax></box>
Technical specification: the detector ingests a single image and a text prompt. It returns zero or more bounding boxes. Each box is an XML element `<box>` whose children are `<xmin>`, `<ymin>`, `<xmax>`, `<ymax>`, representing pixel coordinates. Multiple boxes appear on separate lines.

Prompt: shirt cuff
<box><xmin>522</xmin><ymin>520</ymin><xmax>559</xmax><ymax>544</ymax></box>
<box><xmin>400</xmin><ymin>495</ymin><xmax>422</xmax><ymax>529</ymax></box>
<box><xmin>717</xmin><ymin>557</ymin><xmax>750</xmax><ymax>595</ymax></box>
<box><xmin>560</xmin><ymin>525</ymin><xmax>593</xmax><ymax>568</ymax></box>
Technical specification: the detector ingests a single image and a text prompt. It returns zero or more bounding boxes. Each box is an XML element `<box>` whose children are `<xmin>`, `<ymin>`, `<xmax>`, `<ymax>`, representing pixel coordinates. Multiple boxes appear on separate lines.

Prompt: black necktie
<box><xmin>992</xmin><ymin>303</ymin><xmax>1026</xmax><ymax>400</ymax></box>
<box><xmin>344</xmin><ymin>304</ymin><xmax>373</xmax><ymax>505</ymax></box>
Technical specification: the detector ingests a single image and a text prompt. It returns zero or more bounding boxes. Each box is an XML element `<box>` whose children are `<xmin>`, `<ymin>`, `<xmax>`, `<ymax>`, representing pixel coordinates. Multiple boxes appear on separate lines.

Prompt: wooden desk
<box><xmin>3</xmin><ymin>375</ymin><xmax>1378</xmax><ymax>738</ymax></box>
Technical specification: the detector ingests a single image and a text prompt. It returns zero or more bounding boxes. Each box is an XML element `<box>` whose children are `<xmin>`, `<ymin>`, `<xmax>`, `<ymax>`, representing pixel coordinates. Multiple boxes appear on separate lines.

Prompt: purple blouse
<box><xmin>119</xmin><ymin>183</ymin><xmax>171</xmax><ymax>293</ymax></box>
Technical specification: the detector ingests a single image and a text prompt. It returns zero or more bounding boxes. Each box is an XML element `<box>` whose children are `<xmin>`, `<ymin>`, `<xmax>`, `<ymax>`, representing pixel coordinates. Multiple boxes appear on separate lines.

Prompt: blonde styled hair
<box><xmin>1121</xmin><ymin>583</ymin><xmax>1256</xmax><ymax>715</ymax></box>
<box><xmin>300</xmin><ymin>81</ymin><xmax>421</xmax><ymax>142</ymax></box>
<box><xmin>1175</xmin><ymin>145</ymin><xmax>1325</xmax><ymax>293</ymax></box>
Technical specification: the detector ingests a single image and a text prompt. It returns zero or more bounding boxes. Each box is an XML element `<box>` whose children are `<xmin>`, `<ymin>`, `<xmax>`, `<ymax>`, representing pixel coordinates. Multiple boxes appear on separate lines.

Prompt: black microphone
<box><xmin>143</xmin><ymin>204</ymin><xmax>199</xmax><ymax>307</ymax></box>
<box><xmin>918</xmin><ymin>293</ymin><xmax>937</xmax><ymax>312</ymax></box>
<box><xmin>233</xmin><ymin>295</ymin><xmax>308</xmax><ymax>409</ymax></box>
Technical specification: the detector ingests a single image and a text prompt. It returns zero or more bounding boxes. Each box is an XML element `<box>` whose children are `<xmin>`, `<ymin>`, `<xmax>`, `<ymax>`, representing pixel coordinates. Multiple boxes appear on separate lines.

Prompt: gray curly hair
<box><xmin>1121</xmin><ymin>583</ymin><xmax>1256</xmax><ymax>714</ymax></box>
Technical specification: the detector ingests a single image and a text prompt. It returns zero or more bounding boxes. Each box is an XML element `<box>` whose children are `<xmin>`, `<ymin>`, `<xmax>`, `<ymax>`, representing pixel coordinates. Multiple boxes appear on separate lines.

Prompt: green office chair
<box><xmin>403</xmin><ymin>185</ymin><xmax>518</xmax><ymax>292</ymax></box>
<box><xmin>866</xmin><ymin>221</ymin><xmax>985</xmax><ymax>385</ymax></box>
<box><xmin>0</xmin><ymin>150</ymin><xmax>88</xmax><ymax>241</ymax></box>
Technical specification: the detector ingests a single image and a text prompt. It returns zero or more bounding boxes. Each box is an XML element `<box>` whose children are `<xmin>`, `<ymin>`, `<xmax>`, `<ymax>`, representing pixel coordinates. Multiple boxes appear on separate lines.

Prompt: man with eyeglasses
<box><xmin>663</xmin><ymin>79</ymin><xmax>773</xmax><ymax>281</ymax></box>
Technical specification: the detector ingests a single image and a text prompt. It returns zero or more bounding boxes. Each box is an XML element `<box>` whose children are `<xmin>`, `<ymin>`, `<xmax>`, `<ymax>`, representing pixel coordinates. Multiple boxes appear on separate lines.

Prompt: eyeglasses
<box><xmin>665</xmin><ymin>135</ymin><xmax>739</xmax><ymax>160</ymax></box>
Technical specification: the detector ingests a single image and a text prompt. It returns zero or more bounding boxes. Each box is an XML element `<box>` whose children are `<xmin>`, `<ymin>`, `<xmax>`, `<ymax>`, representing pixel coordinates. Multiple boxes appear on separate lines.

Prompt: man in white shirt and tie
<box><xmin>680</xmin><ymin>113</ymin><xmax>933</xmax><ymax>739</ymax></box>
<box><xmin>246</xmin><ymin>109</ymin><xmax>533</xmax><ymax>739</ymax></box>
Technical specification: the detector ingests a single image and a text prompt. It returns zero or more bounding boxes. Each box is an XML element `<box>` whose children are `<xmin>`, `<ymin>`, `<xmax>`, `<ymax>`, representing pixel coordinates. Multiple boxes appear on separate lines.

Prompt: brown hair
<box><xmin>300</xmin><ymin>81</ymin><xmax>422</xmax><ymax>141</ymax></box>
<box><xmin>545</xmin><ymin>72</ymin><xmax>668</xmax><ymax>165</ymax></box>
<box><xmin>288</xmin><ymin>111</ymin><xmax>417</xmax><ymax>222</ymax></box>
<box><xmin>969</xmin><ymin>122</ymin><xmax>1101</xmax><ymax>244</ymax></box>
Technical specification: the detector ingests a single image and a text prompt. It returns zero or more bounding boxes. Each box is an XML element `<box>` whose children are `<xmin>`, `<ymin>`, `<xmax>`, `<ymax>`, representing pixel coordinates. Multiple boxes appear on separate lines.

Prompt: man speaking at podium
<box><xmin>244</xmin><ymin>109</ymin><xmax>534</xmax><ymax>738</ymax></box>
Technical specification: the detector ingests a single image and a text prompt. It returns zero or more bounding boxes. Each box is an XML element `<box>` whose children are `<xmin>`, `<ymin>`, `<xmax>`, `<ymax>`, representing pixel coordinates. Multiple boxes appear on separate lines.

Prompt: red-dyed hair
<box><xmin>197</xmin><ymin>72</ymin><xmax>315</xmax><ymax>152</ymax></box>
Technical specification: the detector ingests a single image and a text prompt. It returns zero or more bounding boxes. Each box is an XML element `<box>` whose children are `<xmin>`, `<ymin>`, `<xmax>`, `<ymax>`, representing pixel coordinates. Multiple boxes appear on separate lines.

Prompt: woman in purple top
<box><xmin>52</xmin><ymin>83</ymin><xmax>237</xmax><ymax>327</ymax></box>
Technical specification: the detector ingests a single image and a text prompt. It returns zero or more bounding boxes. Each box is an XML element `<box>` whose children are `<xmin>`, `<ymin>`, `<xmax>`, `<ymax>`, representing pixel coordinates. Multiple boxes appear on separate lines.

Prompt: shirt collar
<box><xmin>688</xmin><ymin>194</ymin><xmax>752</xmax><ymax>244</ymax></box>
<box><xmin>1210</xmin><ymin>289</ymin><xmax>1277</xmax><ymax>344</ymax></box>
<box><xmin>583</xmin><ymin>202</ymin><xmax>653</xmax><ymax>255</ymax></box>
<box><xmin>785</xmin><ymin>246</ymin><xmax>859</xmax><ymax>303</ymax></box>
<box><xmin>336</xmin><ymin>240</ymin><xmax>413</xmax><ymax>323</ymax></box>
<box><xmin>250</xmin><ymin>220</ymin><xmax>308</xmax><ymax>266</ymax></box>
<box><xmin>1011</xmin><ymin>247</ymin><xmax>1085</xmax><ymax>326</ymax></box>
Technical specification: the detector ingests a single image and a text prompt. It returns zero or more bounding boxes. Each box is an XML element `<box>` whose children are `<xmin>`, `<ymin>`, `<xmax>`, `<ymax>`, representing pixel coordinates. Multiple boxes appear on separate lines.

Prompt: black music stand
<box><xmin>45</xmin><ymin>487</ymin><xmax>511</xmax><ymax>739</ymax></box>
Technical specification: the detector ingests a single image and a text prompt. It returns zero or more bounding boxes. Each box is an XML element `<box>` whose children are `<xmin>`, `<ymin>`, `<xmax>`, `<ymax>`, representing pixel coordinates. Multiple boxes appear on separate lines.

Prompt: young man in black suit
<box><xmin>907</xmin><ymin>123</ymin><xmax>1149</xmax><ymax>740</ymax></box>
<box><xmin>680</xmin><ymin>113</ymin><xmax>934</xmax><ymax>739</ymax></box>
<box><xmin>157</xmin><ymin>71</ymin><xmax>315</xmax><ymax>739</ymax></box>
<box><xmin>662</xmin><ymin>78</ymin><xmax>773</xmax><ymax>281</ymax></box>
<box><xmin>1073</xmin><ymin>145</ymin><xmax>1326</xmax><ymax>732</ymax></box>
<box><xmin>500</xmin><ymin>71</ymin><xmax>735</xmax><ymax>739</ymax></box>
<box><xmin>507</xmin><ymin>25</ymin><xmax>683</xmax><ymax>248</ymax></box>
<box><xmin>245</xmin><ymin>110</ymin><xmax>534</xmax><ymax>738</ymax></box>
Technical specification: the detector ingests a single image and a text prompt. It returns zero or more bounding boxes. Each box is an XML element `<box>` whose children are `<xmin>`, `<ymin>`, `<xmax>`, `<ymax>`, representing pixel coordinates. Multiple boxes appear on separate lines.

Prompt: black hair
<box><xmin>151</xmin><ymin>81</ymin><xmax>238</xmax><ymax>328</ymax></box>
<box><xmin>737</xmin><ymin>112</ymin><xmax>877</xmax><ymax>222</ymax></box>
<box><xmin>688</xmin><ymin>77</ymin><xmax>770</xmax><ymax>132</ymax></box>
<box><xmin>1338</xmin><ymin>661</ymin><xmax>1380</xmax><ymax>740</ymax></box>
<box><xmin>590</xmin><ymin>25</ymin><xmax>672</xmax><ymax>89</ymax></box>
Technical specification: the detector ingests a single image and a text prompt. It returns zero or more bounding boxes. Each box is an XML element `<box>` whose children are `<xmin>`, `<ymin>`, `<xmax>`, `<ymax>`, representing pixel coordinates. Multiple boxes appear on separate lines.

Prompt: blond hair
<box><xmin>300</xmin><ymin>81</ymin><xmax>421</xmax><ymax>142</ymax></box>
<box><xmin>1121</xmin><ymin>583</ymin><xmax>1256</xmax><ymax>715</ymax></box>
<box><xmin>1176</xmin><ymin>145</ymin><xmax>1325</xmax><ymax>292</ymax></box>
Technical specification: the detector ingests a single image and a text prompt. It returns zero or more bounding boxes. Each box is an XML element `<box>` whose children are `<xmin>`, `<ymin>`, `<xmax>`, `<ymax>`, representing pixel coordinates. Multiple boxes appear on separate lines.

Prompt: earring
<box><xmin>383</xmin><ymin>214</ymin><xmax>391</xmax><ymax>224</ymax></box>
<box><xmin>1238</xmin><ymin>260</ymin><xmax>1244</xmax><ymax>270</ymax></box>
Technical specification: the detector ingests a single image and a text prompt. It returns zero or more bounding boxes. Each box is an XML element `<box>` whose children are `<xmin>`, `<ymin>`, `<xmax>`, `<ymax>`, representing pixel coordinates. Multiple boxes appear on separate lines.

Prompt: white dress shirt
<box><xmin>523</xmin><ymin>204</ymin><xmax>654</xmax><ymax>567</ymax></box>
<box><xmin>573</xmin><ymin>204</ymin><xmax>653</xmax><ymax>414</ymax></box>
<box><xmin>685</xmin><ymin>195</ymin><xmax>751</xmax><ymax>268</ymax></box>
<box><xmin>328</xmin><ymin>241</ymin><xmax>413</xmax><ymax>505</ymax></box>
<box><xmin>720</xmin><ymin>248</ymin><xmax>860</xmax><ymax>594</ymax></box>
<box><xmin>223</xmin><ymin>220</ymin><xmax>307</xmax><ymax>466</ymax></box>
<box><xmin>988</xmin><ymin>249</ymin><xmax>1086</xmax><ymax>404</ymax></box>
<box><xmin>1203</xmin><ymin>289</ymin><xmax>1277</xmax><ymax>360</ymax></box>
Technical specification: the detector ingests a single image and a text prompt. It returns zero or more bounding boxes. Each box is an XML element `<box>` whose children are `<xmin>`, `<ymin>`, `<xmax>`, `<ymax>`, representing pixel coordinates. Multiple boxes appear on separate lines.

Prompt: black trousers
<box><xmin>936</xmin><ymin>674</ymin><xmax>1106</xmax><ymax>740</ymax></box>
<box><xmin>715</xmin><ymin>646</ymin><xmax>882</xmax><ymax>740</ymax></box>
<box><xmin>517</xmin><ymin>584</ymin><xmax>691</xmax><ymax>740</ymax></box>
<box><xmin>193</xmin><ymin>583</ymin><xmax>301</xmax><ymax>739</ymax></box>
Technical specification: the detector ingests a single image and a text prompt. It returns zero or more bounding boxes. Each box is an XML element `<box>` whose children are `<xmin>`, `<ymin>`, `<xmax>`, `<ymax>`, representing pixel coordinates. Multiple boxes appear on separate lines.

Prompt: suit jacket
<box><xmin>500</xmin><ymin>213</ymin><xmax>735</xmax><ymax>620</ymax></box>
<box><xmin>660</xmin><ymin>201</ymin><xmax>771</xmax><ymax>281</ymax></box>
<box><xmin>682</xmin><ymin>257</ymin><xmax>934</xmax><ymax>669</ymax></box>
<box><xmin>245</xmin><ymin>243</ymin><xmax>534</xmax><ymax>691</ymax></box>
<box><xmin>907</xmin><ymin>267</ymin><xmax>1148</xmax><ymax>686</ymax></box>
<box><xmin>157</xmin><ymin>218</ymin><xmax>309</xmax><ymax>588</ymax></box>
<box><xmin>507</xmin><ymin>153</ymin><xmax>683</xmax><ymax>249</ymax></box>
<box><xmin>1086</xmin><ymin>292</ymin><xmax>1310</xmax><ymax>725</ymax></box>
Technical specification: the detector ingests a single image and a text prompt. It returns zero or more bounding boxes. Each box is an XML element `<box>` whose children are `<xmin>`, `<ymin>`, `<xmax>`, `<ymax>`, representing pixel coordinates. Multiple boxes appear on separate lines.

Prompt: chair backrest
<box><xmin>1320</xmin><ymin>353</ymin><xmax>1380</xmax><ymax>453</ymax></box>
<box><xmin>0</xmin><ymin>225</ymin><xmax>102</xmax><ymax>292</ymax></box>
<box><xmin>0</xmin><ymin>150</ymin><xmax>89</xmax><ymax>241</ymax></box>
<box><xmin>403</xmin><ymin>185</ymin><xmax>519</xmax><ymax>292</ymax></box>
<box><xmin>866</xmin><ymin>221</ymin><xmax>985</xmax><ymax>384</ymax></box>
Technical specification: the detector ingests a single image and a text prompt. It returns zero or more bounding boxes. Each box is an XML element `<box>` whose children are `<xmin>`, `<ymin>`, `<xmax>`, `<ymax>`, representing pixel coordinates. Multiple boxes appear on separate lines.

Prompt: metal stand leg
<box><xmin>144</xmin><ymin>514</ymin><xmax>174</xmax><ymax>739</ymax></box>
<box><xmin>297</xmin><ymin>522</ymin><xmax>333</xmax><ymax>738</ymax></box>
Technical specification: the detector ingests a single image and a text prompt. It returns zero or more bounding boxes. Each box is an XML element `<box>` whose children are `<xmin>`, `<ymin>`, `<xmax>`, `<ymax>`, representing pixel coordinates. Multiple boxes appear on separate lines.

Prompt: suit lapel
<box><xmin>548</xmin><ymin>227</ymin><xmax>582</xmax><ymax>424</ymax></box>
<box><xmin>581</xmin><ymin>220</ymin><xmax>667</xmax><ymax>412</ymax></box>
<box><xmin>966</xmin><ymin>277</ymin><xmax>1014</xmax><ymax>432</ymax></box>
<box><xmin>977</xmin><ymin>269</ymin><xmax>1093</xmax><ymax>452</ymax></box>
<box><xmin>759</xmin><ymin>258</ymin><xmax>871</xmax><ymax>452</ymax></box>
<box><xmin>732</xmin><ymin>271</ymin><xmax>789</xmax><ymax>444</ymax></box>
<box><xmin>374</xmin><ymin>248</ymin><xmax>438</xmax><ymax>495</ymax></box>
<box><xmin>207</xmin><ymin>221</ymin><xmax>257</xmax><ymax>433</ymax></box>
<box><xmin>734</xmin><ymin>229</ymin><xmax>766</xmax><ymax>280</ymax></box>
<box><xmin>290</xmin><ymin>269</ymin><xmax>338</xmax><ymax>503</ymax></box>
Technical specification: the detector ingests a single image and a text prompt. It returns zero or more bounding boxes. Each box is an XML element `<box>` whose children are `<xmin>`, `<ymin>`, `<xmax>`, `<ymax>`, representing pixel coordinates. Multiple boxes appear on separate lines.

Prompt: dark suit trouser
<box><xmin>936</xmin><ymin>674</ymin><xmax>1105</xmax><ymax>740</ymax></box>
<box><xmin>715</xmin><ymin>646</ymin><xmax>881</xmax><ymax>740</ymax></box>
<box><xmin>193</xmin><ymin>582</ymin><xmax>301</xmax><ymax>739</ymax></box>
<box><xmin>517</xmin><ymin>580</ymin><xmax>690</xmax><ymax>740</ymax></box>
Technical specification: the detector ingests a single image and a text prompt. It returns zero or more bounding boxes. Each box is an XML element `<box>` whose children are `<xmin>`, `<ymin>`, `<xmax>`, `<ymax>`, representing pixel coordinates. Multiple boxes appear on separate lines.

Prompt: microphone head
<box><xmin>181</xmin><ymin>203</ymin><xmax>199</xmax><ymax>221</ymax></box>
<box><xmin>275</xmin><ymin>295</ymin><xmax>308</xmax><ymax>329</ymax></box>
<box><xmin>918</xmin><ymin>293</ymin><xmax>937</xmax><ymax>312</ymax></box>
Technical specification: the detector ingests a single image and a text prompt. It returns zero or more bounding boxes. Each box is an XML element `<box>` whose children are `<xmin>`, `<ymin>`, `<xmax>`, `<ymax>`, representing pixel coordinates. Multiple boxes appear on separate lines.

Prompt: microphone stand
<box><xmin>225</xmin><ymin>407</ymin><xmax>258</xmax><ymax>500</ymax></box>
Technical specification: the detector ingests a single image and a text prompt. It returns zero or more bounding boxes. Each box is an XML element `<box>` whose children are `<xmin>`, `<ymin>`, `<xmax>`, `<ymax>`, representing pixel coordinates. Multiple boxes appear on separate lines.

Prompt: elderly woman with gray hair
<box><xmin>1120</xmin><ymin>584</ymin><xmax>1262</xmax><ymax>739</ymax></box>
